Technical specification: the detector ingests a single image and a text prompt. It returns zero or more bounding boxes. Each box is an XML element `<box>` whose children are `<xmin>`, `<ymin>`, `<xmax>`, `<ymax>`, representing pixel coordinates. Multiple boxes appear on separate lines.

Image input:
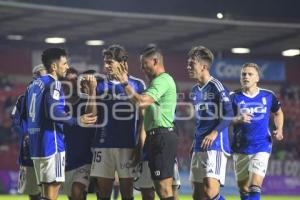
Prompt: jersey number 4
<box><xmin>29</xmin><ymin>93</ymin><xmax>37</xmax><ymax>122</ymax></box>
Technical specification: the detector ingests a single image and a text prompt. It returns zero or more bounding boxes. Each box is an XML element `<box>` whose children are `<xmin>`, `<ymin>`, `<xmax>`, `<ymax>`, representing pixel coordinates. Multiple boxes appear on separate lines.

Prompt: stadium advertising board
<box><xmin>210</xmin><ymin>59</ymin><xmax>286</xmax><ymax>81</ymax></box>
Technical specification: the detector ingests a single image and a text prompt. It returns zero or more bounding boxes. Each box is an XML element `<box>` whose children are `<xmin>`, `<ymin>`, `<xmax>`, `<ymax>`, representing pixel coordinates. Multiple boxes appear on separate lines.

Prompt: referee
<box><xmin>112</xmin><ymin>46</ymin><xmax>178</xmax><ymax>200</ymax></box>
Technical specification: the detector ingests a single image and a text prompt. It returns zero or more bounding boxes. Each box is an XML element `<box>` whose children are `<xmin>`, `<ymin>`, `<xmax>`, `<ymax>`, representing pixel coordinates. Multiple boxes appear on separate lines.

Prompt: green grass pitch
<box><xmin>1</xmin><ymin>195</ymin><xmax>300</xmax><ymax>200</ymax></box>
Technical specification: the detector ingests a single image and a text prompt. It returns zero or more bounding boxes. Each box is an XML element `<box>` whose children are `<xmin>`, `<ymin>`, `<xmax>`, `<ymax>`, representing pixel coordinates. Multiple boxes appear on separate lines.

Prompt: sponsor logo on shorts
<box><xmin>154</xmin><ymin>170</ymin><xmax>160</xmax><ymax>176</ymax></box>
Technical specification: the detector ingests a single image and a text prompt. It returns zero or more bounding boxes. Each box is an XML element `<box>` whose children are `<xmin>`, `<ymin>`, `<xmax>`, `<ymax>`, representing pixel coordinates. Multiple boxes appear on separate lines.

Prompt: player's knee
<box><xmin>249</xmin><ymin>185</ymin><xmax>261</xmax><ymax>193</ymax></box>
<box><xmin>204</xmin><ymin>186</ymin><xmax>219</xmax><ymax>199</ymax></box>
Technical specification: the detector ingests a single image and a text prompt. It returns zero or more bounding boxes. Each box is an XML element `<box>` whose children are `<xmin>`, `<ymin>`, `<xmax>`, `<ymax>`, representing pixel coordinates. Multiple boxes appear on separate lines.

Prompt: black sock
<box><xmin>99</xmin><ymin>198</ymin><xmax>110</xmax><ymax>200</ymax></box>
<box><xmin>113</xmin><ymin>185</ymin><xmax>120</xmax><ymax>200</ymax></box>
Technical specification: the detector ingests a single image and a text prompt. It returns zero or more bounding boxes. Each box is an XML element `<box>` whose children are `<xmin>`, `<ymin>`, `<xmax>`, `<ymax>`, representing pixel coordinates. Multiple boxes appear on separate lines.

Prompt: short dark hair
<box><xmin>66</xmin><ymin>68</ymin><xmax>78</xmax><ymax>76</ymax></box>
<box><xmin>140</xmin><ymin>44</ymin><xmax>163</xmax><ymax>62</ymax></box>
<box><xmin>242</xmin><ymin>63</ymin><xmax>261</xmax><ymax>77</ymax></box>
<box><xmin>82</xmin><ymin>69</ymin><xmax>96</xmax><ymax>75</ymax></box>
<box><xmin>41</xmin><ymin>48</ymin><xmax>67</xmax><ymax>70</ymax></box>
<box><xmin>188</xmin><ymin>46</ymin><xmax>214</xmax><ymax>67</ymax></box>
<box><xmin>102</xmin><ymin>44</ymin><xmax>128</xmax><ymax>62</ymax></box>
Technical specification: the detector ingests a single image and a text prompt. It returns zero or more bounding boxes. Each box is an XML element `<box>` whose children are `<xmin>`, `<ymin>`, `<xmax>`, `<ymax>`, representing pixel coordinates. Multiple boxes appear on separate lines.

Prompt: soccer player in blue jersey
<box><xmin>62</xmin><ymin>68</ymin><xmax>97</xmax><ymax>200</ymax></box>
<box><xmin>231</xmin><ymin>63</ymin><xmax>284</xmax><ymax>200</ymax></box>
<box><xmin>187</xmin><ymin>46</ymin><xmax>233</xmax><ymax>200</ymax></box>
<box><xmin>90</xmin><ymin>44</ymin><xmax>145</xmax><ymax>200</ymax></box>
<box><xmin>11</xmin><ymin>64</ymin><xmax>47</xmax><ymax>200</ymax></box>
<box><xmin>25</xmin><ymin>48</ymin><xmax>97</xmax><ymax>200</ymax></box>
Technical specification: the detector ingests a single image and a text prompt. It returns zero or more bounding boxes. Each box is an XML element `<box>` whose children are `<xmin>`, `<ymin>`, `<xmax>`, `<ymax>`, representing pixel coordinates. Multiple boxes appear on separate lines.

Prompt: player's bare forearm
<box><xmin>84</xmin><ymin>75</ymin><xmax>97</xmax><ymax>116</ymax></box>
<box><xmin>274</xmin><ymin>108</ymin><xmax>284</xmax><ymax>130</ymax></box>
<box><xmin>137</xmin><ymin>109</ymin><xmax>146</xmax><ymax>149</ymax></box>
<box><xmin>273</xmin><ymin>108</ymin><xmax>284</xmax><ymax>140</ymax></box>
<box><xmin>124</xmin><ymin>85</ymin><xmax>154</xmax><ymax>109</ymax></box>
<box><xmin>85</xmin><ymin>90</ymin><xmax>97</xmax><ymax>116</ymax></box>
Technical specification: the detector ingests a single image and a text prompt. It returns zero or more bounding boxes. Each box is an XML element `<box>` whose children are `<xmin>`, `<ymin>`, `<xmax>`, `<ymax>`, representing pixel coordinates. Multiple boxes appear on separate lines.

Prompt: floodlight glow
<box><xmin>45</xmin><ymin>37</ymin><xmax>66</xmax><ymax>44</ymax></box>
<box><xmin>86</xmin><ymin>40</ymin><xmax>105</xmax><ymax>46</ymax></box>
<box><xmin>7</xmin><ymin>35</ymin><xmax>23</xmax><ymax>40</ymax></box>
<box><xmin>231</xmin><ymin>47</ymin><xmax>250</xmax><ymax>54</ymax></box>
<box><xmin>217</xmin><ymin>13</ymin><xmax>224</xmax><ymax>19</ymax></box>
<box><xmin>282</xmin><ymin>49</ymin><xmax>300</xmax><ymax>57</ymax></box>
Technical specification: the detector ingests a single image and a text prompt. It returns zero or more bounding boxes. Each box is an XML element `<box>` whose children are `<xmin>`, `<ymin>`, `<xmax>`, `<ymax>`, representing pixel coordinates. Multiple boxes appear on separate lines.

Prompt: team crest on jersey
<box><xmin>53</xmin><ymin>90</ymin><xmax>60</xmax><ymax>100</ymax></box>
<box><xmin>262</xmin><ymin>97</ymin><xmax>267</xmax><ymax>105</ymax></box>
<box><xmin>220</xmin><ymin>91</ymin><xmax>230</xmax><ymax>102</ymax></box>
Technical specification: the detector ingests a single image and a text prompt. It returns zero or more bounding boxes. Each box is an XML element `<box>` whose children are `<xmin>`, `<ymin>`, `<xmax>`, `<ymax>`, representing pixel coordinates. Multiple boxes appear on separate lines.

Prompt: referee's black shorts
<box><xmin>145</xmin><ymin>127</ymin><xmax>178</xmax><ymax>180</ymax></box>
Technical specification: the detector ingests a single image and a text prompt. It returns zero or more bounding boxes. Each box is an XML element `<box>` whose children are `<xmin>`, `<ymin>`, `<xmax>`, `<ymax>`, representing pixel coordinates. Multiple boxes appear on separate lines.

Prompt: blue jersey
<box><xmin>25</xmin><ymin>75</ymin><xmax>77</xmax><ymax>158</ymax></box>
<box><xmin>231</xmin><ymin>88</ymin><xmax>281</xmax><ymax>154</ymax></box>
<box><xmin>11</xmin><ymin>94</ymin><xmax>33</xmax><ymax>167</ymax></box>
<box><xmin>64</xmin><ymin>99</ymin><xmax>95</xmax><ymax>171</ymax></box>
<box><xmin>93</xmin><ymin>75</ymin><xmax>145</xmax><ymax>148</ymax></box>
<box><xmin>192</xmin><ymin>77</ymin><xmax>233</xmax><ymax>154</ymax></box>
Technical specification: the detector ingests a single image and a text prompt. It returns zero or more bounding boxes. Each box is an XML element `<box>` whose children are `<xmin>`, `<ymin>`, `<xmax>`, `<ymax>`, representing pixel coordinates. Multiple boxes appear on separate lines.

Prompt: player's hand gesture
<box><xmin>110</xmin><ymin>60</ymin><xmax>128</xmax><ymax>83</ymax></box>
<box><xmin>85</xmin><ymin>75</ymin><xmax>97</xmax><ymax>93</ymax></box>
<box><xmin>236</xmin><ymin>113</ymin><xmax>253</xmax><ymax>124</ymax></box>
<box><xmin>128</xmin><ymin>147</ymin><xmax>141</xmax><ymax>168</ymax></box>
<box><xmin>201</xmin><ymin>130</ymin><xmax>218</xmax><ymax>149</ymax></box>
<box><xmin>79</xmin><ymin>113</ymin><xmax>97</xmax><ymax>126</ymax></box>
<box><xmin>272</xmin><ymin>128</ymin><xmax>283</xmax><ymax>141</ymax></box>
<box><xmin>80</xmin><ymin>75</ymin><xmax>97</xmax><ymax>95</ymax></box>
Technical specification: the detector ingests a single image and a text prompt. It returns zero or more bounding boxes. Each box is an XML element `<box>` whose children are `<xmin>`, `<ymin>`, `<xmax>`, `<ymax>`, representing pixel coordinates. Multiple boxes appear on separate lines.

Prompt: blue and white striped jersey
<box><xmin>26</xmin><ymin>75</ymin><xmax>77</xmax><ymax>158</ymax></box>
<box><xmin>191</xmin><ymin>77</ymin><xmax>233</xmax><ymax>155</ymax></box>
<box><xmin>93</xmin><ymin>75</ymin><xmax>145</xmax><ymax>148</ymax></box>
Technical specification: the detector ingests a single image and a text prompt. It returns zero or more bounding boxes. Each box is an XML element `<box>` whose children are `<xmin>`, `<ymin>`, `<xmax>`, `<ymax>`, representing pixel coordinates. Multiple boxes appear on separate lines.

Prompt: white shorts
<box><xmin>62</xmin><ymin>164</ymin><xmax>91</xmax><ymax>196</ymax></box>
<box><xmin>18</xmin><ymin>165</ymin><xmax>40</xmax><ymax>195</ymax></box>
<box><xmin>189</xmin><ymin>150</ymin><xmax>227</xmax><ymax>185</ymax></box>
<box><xmin>134</xmin><ymin>161</ymin><xmax>181</xmax><ymax>190</ymax></box>
<box><xmin>90</xmin><ymin>148</ymin><xmax>134</xmax><ymax>179</ymax></box>
<box><xmin>233</xmin><ymin>152</ymin><xmax>270</xmax><ymax>181</ymax></box>
<box><xmin>32</xmin><ymin>152</ymin><xmax>65</xmax><ymax>184</ymax></box>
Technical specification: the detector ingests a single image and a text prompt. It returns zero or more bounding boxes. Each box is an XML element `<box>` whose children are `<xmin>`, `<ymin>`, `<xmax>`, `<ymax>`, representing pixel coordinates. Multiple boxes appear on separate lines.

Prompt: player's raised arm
<box><xmin>82</xmin><ymin>74</ymin><xmax>98</xmax><ymax>117</ymax></box>
<box><xmin>46</xmin><ymin>81</ymin><xmax>97</xmax><ymax>127</ymax></box>
<box><xmin>110</xmin><ymin>59</ymin><xmax>155</xmax><ymax>109</ymax></box>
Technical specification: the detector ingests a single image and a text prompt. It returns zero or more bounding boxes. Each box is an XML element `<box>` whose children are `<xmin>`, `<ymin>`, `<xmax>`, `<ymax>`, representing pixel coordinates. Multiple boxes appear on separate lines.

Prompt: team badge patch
<box><xmin>220</xmin><ymin>91</ymin><xmax>230</xmax><ymax>102</ymax></box>
<box><xmin>53</xmin><ymin>90</ymin><xmax>60</xmax><ymax>100</ymax></box>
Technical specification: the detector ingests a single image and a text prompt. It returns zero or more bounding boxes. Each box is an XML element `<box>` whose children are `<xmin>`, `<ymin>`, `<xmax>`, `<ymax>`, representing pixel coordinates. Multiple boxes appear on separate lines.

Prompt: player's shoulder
<box><xmin>231</xmin><ymin>88</ymin><xmax>243</xmax><ymax>95</ymax></box>
<box><xmin>157</xmin><ymin>72</ymin><xmax>175</xmax><ymax>83</ymax></box>
<box><xmin>191</xmin><ymin>83</ymin><xmax>199</xmax><ymax>92</ymax></box>
<box><xmin>16</xmin><ymin>94</ymin><xmax>25</xmax><ymax>103</ymax></box>
<box><xmin>210</xmin><ymin>77</ymin><xmax>230</xmax><ymax>93</ymax></box>
<box><xmin>259</xmin><ymin>88</ymin><xmax>277</xmax><ymax>97</ymax></box>
<box><xmin>129</xmin><ymin>75</ymin><xmax>145</xmax><ymax>86</ymax></box>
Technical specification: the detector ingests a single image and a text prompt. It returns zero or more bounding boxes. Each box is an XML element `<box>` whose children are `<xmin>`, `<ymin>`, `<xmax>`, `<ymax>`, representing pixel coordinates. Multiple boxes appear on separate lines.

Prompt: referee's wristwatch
<box><xmin>121</xmin><ymin>81</ymin><xmax>129</xmax><ymax>87</ymax></box>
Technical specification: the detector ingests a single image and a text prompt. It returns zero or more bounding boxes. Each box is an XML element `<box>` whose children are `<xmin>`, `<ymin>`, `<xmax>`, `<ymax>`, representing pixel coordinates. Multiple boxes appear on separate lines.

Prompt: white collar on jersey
<box><xmin>242</xmin><ymin>87</ymin><xmax>260</xmax><ymax>98</ymax></box>
<box><xmin>47</xmin><ymin>74</ymin><xmax>56</xmax><ymax>80</ymax></box>
<box><xmin>197</xmin><ymin>76</ymin><xmax>213</xmax><ymax>91</ymax></box>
